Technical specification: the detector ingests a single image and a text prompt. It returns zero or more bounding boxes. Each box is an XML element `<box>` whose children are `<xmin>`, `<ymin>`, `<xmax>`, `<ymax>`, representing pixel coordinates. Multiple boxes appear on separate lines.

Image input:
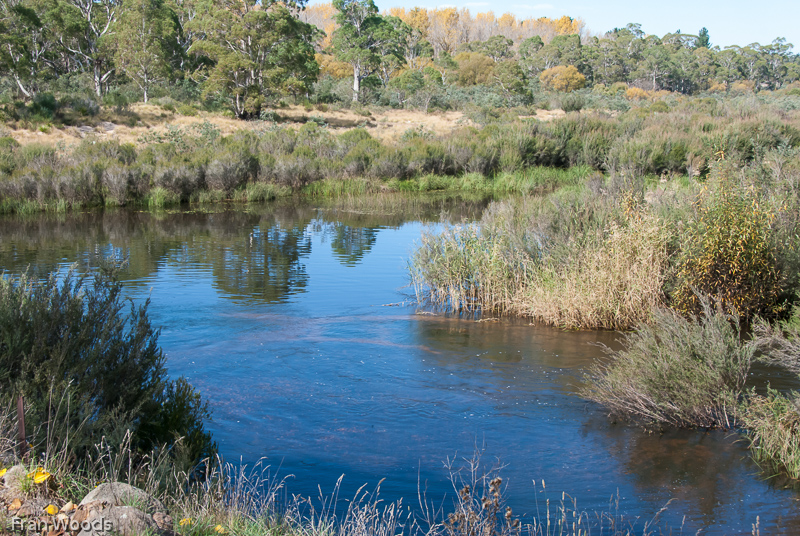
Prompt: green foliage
<box><xmin>0</xmin><ymin>267</ymin><xmax>215</xmax><ymax>463</ymax></box>
<box><xmin>196</xmin><ymin>3</ymin><xmax>319</xmax><ymax>118</ymax></box>
<box><xmin>559</xmin><ymin>93</ymin><xmax>586</xmax><ymax>112</ymax></box>
<box><xmin>673</xmin><ymin>171</ymin><xmax>783</xmax><ymax>318</ymax></box>
<box><xmin>582</xmin><ymin>303</ymin><xmax>754</xmax><ymax>428</ymax></box>
<box><xmin>331</xmin><ymin>0</ymin><xmax>408</xmax><ymax>102</ymax></box>
<box><xmin>113</xmin><ymin>0</ymin><xmax>174</xmax><ymax>103</ymax></box>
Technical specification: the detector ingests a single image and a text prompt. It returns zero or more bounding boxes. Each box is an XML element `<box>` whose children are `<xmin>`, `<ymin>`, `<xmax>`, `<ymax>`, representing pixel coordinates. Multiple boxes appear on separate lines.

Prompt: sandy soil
<box><xmin>3</xmin><ymin>103</ymin><xmax>566</xmax><ymax>148</ymax></box>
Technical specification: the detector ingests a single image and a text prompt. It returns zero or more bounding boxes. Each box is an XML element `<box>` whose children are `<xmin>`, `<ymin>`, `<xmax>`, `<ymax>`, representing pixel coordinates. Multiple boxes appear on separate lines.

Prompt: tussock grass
<box><xmin>741</xmin><ymin>388</ymin><xmax>800</xmax><ymax>480</ymax></box>
<box><xmin>582</xmin><ymin>301</ymin><xmax>755</xmax><ymax>428</ymax></box>
<box><xmin>520</xmin><ymin>213</ymin><xmax>669</xmax><ymax>329</ymax></box>
<box><xmin>411</xmin><ymin>189</ymin><xmax>670</xmax><ymax>329</ymax></box>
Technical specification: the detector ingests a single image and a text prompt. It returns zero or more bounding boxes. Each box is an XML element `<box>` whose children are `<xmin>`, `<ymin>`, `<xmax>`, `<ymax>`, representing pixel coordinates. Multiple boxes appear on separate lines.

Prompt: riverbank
<box><xmin>1</xmin><ymin>93</ymin><xmax>797</xmax><ymax>215</ymax></box>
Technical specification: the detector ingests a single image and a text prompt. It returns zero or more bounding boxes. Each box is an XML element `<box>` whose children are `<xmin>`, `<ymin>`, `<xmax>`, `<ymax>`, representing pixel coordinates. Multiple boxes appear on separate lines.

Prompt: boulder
<box><xmin>76</xmin><ymin>505</ymin><xmax>158</xmax><ymax>536</ymax></box>
<box><xmin>80</xmin><ymin>482</ymin><xmax>166</xmax><ymax>514</ymax></box>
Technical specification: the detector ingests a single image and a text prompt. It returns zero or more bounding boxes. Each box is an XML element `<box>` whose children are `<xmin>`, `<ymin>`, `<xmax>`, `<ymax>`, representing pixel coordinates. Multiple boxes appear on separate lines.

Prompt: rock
<box><xmin>152</xmin><ymin>511</ymin><xmax>173</xmax><ymax>530</ymax></box>
<box><xmin>80</xmin><ymin>482</ymin><xmax>165</xmax><ymax>515</ymax></box>
<box><xmin>76</xmin><ymin>506</ymin><xmax>158</xmax><ymax>536</ymax></box>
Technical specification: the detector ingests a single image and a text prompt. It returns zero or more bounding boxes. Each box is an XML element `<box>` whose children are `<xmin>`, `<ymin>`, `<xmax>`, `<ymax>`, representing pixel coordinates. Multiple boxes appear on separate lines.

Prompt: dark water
<box><xmin>2</xmin><ymin>197</ymin><xmax>799</xmax><ymax>535</ymax></box>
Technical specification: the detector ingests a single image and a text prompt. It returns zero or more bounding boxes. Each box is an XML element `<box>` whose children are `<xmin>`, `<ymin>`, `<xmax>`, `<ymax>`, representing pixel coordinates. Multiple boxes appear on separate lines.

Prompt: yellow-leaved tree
<box><xmin>539</xmin><ymin>65</ymin><xmax>585</xmax><ymax>92</ymax></box>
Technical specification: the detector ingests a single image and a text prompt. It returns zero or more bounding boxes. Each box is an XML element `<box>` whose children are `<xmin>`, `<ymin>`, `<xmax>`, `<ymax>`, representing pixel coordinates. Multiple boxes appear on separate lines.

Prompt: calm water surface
<box><xmin>1</xmin><ymin>196</ymin><xmax>799</xmax><ymax>534</ymax></box>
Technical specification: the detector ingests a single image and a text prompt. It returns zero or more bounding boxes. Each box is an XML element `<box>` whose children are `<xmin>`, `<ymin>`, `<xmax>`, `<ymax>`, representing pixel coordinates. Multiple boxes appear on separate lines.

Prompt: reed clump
<box><xmin>411</xmin><ymin>187</ymin><xmax>671</xmax><ymax>329</ymax></box>
<box><xmin>741</xmin><ymin>387</ymin><xmax>800</xmax><ymax>480</ymax></box>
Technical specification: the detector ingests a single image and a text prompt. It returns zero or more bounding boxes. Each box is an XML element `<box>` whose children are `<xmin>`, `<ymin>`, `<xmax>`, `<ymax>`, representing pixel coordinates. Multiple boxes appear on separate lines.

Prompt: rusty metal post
<box><xmin>17</xmin><ymin>395</ymin><xmax>28</xmax><ymax>461</ymax></box>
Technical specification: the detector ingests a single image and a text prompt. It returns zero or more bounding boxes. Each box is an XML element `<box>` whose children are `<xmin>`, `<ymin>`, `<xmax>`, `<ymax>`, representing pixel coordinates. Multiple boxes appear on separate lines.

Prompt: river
<box><xmin>1</xmin><ymin>195</ymin><xmax>798</xmax><ymax>534</ymax></box>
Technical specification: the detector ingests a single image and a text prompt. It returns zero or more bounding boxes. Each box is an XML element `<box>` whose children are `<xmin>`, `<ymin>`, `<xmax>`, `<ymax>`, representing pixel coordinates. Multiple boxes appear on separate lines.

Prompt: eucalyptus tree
<box><xmin>113</xmin><ymin>0</ymin><xmax>174</xmax><ymax>102</ymax></box>
<box><xmin>194</xmin><ymin>0</ymin><xmax>319</xmax><ymax>117</ymax></box>
<box><xmin>0</xmin><ymin>0</ymin><xmax>56</xmax><ymax>97</ymax></box>
<box><xmin>54</xmin><ymin>0</ymin><xmax>121</xmax><ymax>96</ymax></box>
<box><xmin>331</xmin><ymin>0</ymin><xmax>407</xmax><ymax>101</ymax></box>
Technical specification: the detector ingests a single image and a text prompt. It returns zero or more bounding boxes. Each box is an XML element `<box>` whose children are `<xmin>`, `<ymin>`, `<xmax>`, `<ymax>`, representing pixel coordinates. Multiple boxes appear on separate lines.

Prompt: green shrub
<box><xmin>560</xmin><ymin>93</ymin><xmax>586</xmax><ymax>113</ymax></box>
<box><xmin>582</xmin><ymin>302</ymin><xmax>755</xmax><ymax>428</ymax></box>
<box><xmin>178</xmin><ymin>104</ymin><xmax>198</xmax><ymax>116</ymax></box>
<box><xmin>673</xmin><ymin>171</ymin><xmax>783</xmax><ymax>318</ymax></box>
<box><xmin>0</xmin><ymin>267</ymin><xmax>215</xmax><ymax>463</ymax></box>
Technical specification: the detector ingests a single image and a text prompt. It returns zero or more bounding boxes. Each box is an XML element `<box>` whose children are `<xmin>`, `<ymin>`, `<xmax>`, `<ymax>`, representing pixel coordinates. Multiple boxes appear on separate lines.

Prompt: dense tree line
<box><xmin>0</xmin><ymin>0</ymin><xmax>798</xmax><ymax>118</ymax></box>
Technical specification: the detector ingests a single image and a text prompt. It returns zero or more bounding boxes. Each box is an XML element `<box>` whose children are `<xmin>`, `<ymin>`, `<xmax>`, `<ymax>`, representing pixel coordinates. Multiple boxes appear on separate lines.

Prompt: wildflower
<box><xmin>46</xmin><ymin>504</ymin><xmax>59</xmax><ymax>515</ymax></box>
<box><xmin>214</xmin><ymin>525</ymin><xmax>227</xmax><ymax>534</ymax></box>
<box><xmin>0</xmin><ymin>468</ymin><xmax>7</xmax><ymax>478</ymax></box>
<box><xmin>26</xmin><ymin>468</ymin><xmax>52</xmax><ymax>484</ymax></box>
<box><xmin>179</xmin><ymin>518</ymin><xmax>193</xmax><ymax>527</ymax></box>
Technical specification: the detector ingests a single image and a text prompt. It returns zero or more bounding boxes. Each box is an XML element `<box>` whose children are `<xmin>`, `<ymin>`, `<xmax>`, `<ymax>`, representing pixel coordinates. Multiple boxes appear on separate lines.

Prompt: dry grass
<box><xmin>741</xmin><ymin>388</ymin><xmax>800</xmax><ymax>480</ymax></box>
<box><xmin>2</xmin><ymin>105</ymin><xmax>577</xmax><ymax>149</ymax></box>
<box><xmin>519</xmin><ymin>213</ymin><xmax>669</xmax><ymax>329</ymax></box>
<box><xmin>410</xmin><ymin>196</ymin><xmax>669</xmax><ymax>330</ymax></box>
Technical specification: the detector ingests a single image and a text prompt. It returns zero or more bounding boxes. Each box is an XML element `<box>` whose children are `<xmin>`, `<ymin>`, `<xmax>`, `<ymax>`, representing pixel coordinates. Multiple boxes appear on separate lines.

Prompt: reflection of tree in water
<box><xmin>210</xmin><ymin>223</ymin><xmax>311</xmax><ymax>303</ymax></box>
<box><xmin>0</xmin><ymin>196</ymin><xmax>489</xmax><ymax>303</ymax></box>
<box><xmin>328</xmin><ymin>223</ymin><xmax>379</xmax><ymax>267</ymax></box>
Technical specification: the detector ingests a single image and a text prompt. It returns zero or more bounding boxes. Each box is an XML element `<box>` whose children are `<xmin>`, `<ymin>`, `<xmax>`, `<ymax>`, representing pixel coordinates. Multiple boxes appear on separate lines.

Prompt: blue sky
<box><xmin>315</xmin><ymin>0</ymin><xmax>799</xmax><ymax>50</ymax></box>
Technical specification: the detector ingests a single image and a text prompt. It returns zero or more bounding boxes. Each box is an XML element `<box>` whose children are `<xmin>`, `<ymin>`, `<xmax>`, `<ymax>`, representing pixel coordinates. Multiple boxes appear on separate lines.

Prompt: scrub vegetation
<box><xmin>3</xmin><ymin>0</ymin><xmax>800</xmax><ymax>519</ymax></box>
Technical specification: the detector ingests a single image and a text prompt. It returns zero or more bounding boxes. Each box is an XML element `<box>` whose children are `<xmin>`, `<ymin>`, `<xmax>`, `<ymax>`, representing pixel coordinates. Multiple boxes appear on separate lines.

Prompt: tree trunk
<box><xmin>13</xmin><ymin>74</ymin><xmax>32</xmax><ymax>99</ymax></box>
<box><xmin>94</xmin><ymin>63</ymin><xmax>103</xmax><ymax>97</ymax></box>
<box><xmin>352</xmin><ymin>65</ymin><xmax>360</xmax><ymax>102</ymax></box>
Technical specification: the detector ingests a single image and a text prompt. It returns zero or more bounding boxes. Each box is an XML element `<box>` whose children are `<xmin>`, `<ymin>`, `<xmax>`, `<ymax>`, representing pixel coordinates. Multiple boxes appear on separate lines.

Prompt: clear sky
<box><xmin>317</xmin><ymin>0</ymin><xmax>799</xmax><ymax>51</ymax></box>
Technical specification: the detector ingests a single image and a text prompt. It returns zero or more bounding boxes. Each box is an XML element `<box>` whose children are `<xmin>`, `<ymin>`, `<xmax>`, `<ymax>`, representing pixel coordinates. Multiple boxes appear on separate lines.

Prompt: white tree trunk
<box><xmin>352</xmin><ymin>65</ymin><xmax>360</xmax><ymax>102</ymax></box>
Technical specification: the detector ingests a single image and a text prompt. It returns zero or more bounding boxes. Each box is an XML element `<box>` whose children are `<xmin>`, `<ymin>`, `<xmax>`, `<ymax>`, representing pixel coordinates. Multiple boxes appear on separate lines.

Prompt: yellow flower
<box><xmin>0</xmin><ymin>468</ymin><xmax>7</xmax><ymax>478</ymax></box>
<box><xmin>214</xmin><ymin>525</ymin><xmax>227</xmax><ymax>534</ymax></box>
<box><xmin>179</xmin><ymin>518</ymin><xmax>193</xmax><ymax>527</ymax></box>
<box><xmin>26</xmin><ymin>468</ymin><xmax>52</xmax><ymax>484</ymax></box>
<box><xmin>45</xmin><ymin>504</ymin><xmax>59</xmax><ymax>516</ymax></box>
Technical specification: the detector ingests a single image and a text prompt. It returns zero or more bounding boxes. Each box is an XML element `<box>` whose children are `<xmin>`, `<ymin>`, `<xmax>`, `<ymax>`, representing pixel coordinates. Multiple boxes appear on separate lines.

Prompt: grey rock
<box><xmin>80</xmin><ymin>482</ymin><xmax>166</xmax><ymax>515</ymax></box>
<box><xmin>76</xmin><ymin>505</ymin><xmax>158</xmax><ymax>536</ymax></box>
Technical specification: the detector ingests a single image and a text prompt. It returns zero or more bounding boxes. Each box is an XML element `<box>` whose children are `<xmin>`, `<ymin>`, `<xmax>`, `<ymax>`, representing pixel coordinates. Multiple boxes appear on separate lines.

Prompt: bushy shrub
<box><xmin>539</xmin><ymin>65</ymin><xmax>586</xmax><ymax>93</ymax></box>
<box><xmin>0</xmin><ymin>267</ymin><xmax>215</xmax><ymax>463</ymax></box>
<box><xmin>559</xmin><ymin>93</ymin><xmax>586</xmax><ymax>112</ymax></box>
<box><xmin>582</xmin><ymin>302</ymin><xmax>754</xmax><ymax>428</ymax></box>
<box><xmin>154</xmin><ymin>164</ymin><xmax>203</xmax><ymax>200</ymax></box>
<box><xmin>672</xmin><ymin>171</ymin><xmax>783</xmax><ymax>318</ymax></box>
<box><xmin>178</xmin><ymin>104</ymin><xmax>198</xmax><ymax>116</ymax></box>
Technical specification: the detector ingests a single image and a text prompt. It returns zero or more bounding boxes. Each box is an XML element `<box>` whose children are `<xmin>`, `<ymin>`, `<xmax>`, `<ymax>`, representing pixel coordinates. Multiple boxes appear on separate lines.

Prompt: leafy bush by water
<box><xmin>672</xmin><ymin>170</ymin><xmax>784</xmax><ymax>319</ymax></box>
<box><xmin>582</xmin><ymin>302</ymin><xmax>754</xmax><ymax>428</ymax></box>
<box><xmin>0</xmin><ymin>266</ymin><xmax>215</xmax><ymax>464</ymax></box>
